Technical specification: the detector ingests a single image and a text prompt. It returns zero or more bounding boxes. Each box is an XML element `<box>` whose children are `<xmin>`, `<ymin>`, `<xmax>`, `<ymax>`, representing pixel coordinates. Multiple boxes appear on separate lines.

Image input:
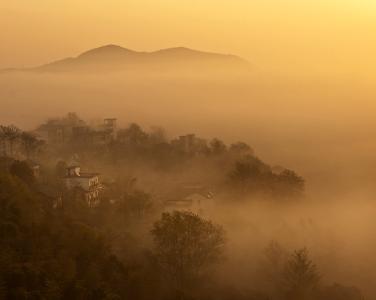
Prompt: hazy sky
<box><xmin>1</xmin><ymin>0</ymin><xmax>376</xmax><ymax>75</ymax></box>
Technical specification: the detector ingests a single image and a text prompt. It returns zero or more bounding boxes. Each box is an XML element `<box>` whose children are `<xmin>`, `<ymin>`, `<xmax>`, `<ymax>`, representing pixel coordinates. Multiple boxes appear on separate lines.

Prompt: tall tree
<box><xmin>20</xmin><ymin>132</ymin><xmax>43</xmax><ymax>159</ymax></box>
<box><xmin>151</xmin><ymin>211</ymin><xmax>225</xmax><ymax>297</ymax></box>
<box><xmin>209</xmin><ymin>138</ymin><xmax>227</xmax><ymax>155</ymax></box>
<box><xmin>282</xmin><ymin>248</ymin><xmax>320</xmax><ymax>300</ymax></box>
<box><xmin>0</xmin><ymin>125</ymin><xmax>21</xmax><ymax>157</ymax></box>
<box><xmin>118</xmin><ymin>123</ymin><xmax>148</xmax><ymax>146</ymax></box>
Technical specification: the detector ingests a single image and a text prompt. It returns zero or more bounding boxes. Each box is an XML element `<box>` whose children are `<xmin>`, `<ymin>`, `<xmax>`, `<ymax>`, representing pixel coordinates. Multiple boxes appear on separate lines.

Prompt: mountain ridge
<box><xmin>1</xmin><ymin>44</ymin><xmax>250</xmax><ymax>73</ymax></box>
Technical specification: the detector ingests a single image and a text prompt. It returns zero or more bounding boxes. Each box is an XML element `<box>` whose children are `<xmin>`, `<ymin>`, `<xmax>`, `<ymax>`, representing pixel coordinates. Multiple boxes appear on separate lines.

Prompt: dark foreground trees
<box><xmin>9</xmin><ymin>160</ymin><xmax>35</xmax><ymax>184</ymax></box>
<box><xmin>0</xmin><ymin>172</ymin><xmax>130</xmax><ymax>300</ymax></box>
<box><xmin>260</xmin><ymin>243</ymin><xmax>364</xmax><ymax>300</ymax></box>
<box><xmin>151</xmin><ymin>211</ymin><xmax>226</xmax><ymax>297</ymax></box>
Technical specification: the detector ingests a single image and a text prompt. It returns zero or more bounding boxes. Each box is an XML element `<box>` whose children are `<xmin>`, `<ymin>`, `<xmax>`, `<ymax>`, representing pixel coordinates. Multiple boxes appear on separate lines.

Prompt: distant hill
<box><xmin>3</xmin><ymin>45</ymin><xmax>250</xmax><ymax>73</ymax></box>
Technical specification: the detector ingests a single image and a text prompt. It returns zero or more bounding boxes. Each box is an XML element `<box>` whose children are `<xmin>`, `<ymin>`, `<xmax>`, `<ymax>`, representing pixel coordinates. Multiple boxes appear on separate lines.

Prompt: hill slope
<box><xmin>22</xmin><ymin>45</ymin><xmax>250</xmax><ymax>73</ymax></box>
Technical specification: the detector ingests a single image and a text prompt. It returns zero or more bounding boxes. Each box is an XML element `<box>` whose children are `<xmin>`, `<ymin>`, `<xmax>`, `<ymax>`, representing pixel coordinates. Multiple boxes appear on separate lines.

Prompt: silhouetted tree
<box><xmin>151</xmin><ymin>211</ymin><xmax>225</xmax><ymax>297</ymax></box>
<box><xmin>229</xmin><ymin>155</ymin><xmax>305</xmax><ymax>198</ymax></box>
<box><xmin>0</xmin><ymin>125</ymin><xmax>21</xmax><ymax>156</ymax></box>
<box><xmin>209</xmin><ymin>138</ymin><xmax>227</xmax><ymax>155</ymax></box>
<box><xmin>277</xmin><ymin>169</ymin><xmax>305</xmax><ymax>196</ymax></box>
<box><xmin>20</xmin><ymin>132</ymin><xmax>44</xmax><ymax>158</ymax></box>
<box><xmin>229</xmin><ymin>156</ymin><xmax>270</xmax><ymax>193</ymax></box>
<box><xmin>229</xmin><ymin>142</ymin><xmax>254</xmax><ymax>155</ymax></box>
<box><xmin>118</xmin><ymin>123</ymin><xmax>148</xmax><ymax>146</ymax></box>
<box><xmin>282</xmin><ymin>248</ymin><xmax>320</xmax><ymax>300</ymax></box>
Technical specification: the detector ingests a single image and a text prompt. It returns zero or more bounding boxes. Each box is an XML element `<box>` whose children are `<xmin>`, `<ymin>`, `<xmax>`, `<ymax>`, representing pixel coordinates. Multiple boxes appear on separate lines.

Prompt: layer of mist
<box><xmin>1</xmin><ymin>61</ymin><xmax>375</xmax><ymax>298</ymax></box>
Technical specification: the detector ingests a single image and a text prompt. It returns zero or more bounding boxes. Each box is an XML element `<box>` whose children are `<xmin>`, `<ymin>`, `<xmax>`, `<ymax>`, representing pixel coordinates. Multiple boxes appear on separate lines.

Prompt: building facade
<box><xmin>64</xmin><ymin>166</ymin><xmax>102</xmax><ymax>207</ymax></box>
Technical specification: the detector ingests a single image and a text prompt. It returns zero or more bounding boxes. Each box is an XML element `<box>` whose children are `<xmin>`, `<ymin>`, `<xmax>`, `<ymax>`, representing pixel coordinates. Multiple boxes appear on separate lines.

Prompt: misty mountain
<box><xmin>11</xmin><ymin>45</ymin><xmax>250</xmax><ymax>73</ymax></box>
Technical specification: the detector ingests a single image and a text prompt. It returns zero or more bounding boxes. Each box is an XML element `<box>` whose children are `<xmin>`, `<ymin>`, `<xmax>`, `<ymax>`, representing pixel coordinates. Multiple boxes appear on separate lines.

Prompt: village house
<box><xmin>63</xmin><ymin>166</ymin><xmax>103</xmax><ymax>207</ymax></box>
<box><xmin>69</xmin><ymin>118</ymin><xmax>118</xmax><ymax>146</ymax></box>
<box><xmin>164</xmin><ymin>183</ymin><xmax>214</xmax><ymax>215</ymax></box>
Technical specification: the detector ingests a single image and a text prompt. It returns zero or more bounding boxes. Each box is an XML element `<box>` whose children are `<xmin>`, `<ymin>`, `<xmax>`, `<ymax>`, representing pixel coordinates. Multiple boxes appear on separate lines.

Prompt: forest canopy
<box><xmin>0</xmin><ymin>115</ymin><xmax>364</xmax><ymax>300</ymax></box>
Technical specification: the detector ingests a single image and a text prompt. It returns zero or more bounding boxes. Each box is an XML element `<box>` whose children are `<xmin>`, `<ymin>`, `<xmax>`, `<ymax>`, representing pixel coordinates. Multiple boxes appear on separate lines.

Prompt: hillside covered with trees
<box><xmin>0</xmin><ymin>114</ymin><xmax>364</xmax><ymax>300</ymax></box>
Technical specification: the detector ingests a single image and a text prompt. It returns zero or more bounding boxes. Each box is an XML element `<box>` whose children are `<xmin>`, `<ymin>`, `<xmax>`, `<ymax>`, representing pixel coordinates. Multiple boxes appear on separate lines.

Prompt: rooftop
<box><xmin>64</xmin><ymin>172</ymin><xmax>99</xmax><ymax>179</ymax></box>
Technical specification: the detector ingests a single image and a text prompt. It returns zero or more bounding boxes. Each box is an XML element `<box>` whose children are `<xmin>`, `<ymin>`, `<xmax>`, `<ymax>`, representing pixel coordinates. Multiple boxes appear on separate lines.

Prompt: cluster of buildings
<box><xmin>59</xmin><ymin>164</ymin><xmax>213</xmax><ymax>213</ymax></box>
<box><xmin>35</xmin><ymin>113</ymin><xmax>117</xmax><ymax>146</ymax></box>
<box><xmin>35</xmin><ymin>113</ymin><xmax>214</xmax><ymax>158</ymax></box>
<box><xmin>1</xmin><ymin>114</ymin><xmax>217</xmax><ymax>213</ymax></box>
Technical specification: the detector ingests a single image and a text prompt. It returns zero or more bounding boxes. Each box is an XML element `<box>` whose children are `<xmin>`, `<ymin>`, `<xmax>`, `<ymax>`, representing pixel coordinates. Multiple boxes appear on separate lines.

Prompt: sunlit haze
<box><xmin>1</xmin><ymin>1</ymin><xmax>376</xmax><ymax>300</ymax></box>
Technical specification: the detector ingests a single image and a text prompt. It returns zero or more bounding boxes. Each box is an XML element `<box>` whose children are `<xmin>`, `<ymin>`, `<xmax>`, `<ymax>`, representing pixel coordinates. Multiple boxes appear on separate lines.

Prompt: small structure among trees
<box><xmin>63</xmin><ymin>166</ymin><xmax>103</xmax><ymax>207</ymax></box>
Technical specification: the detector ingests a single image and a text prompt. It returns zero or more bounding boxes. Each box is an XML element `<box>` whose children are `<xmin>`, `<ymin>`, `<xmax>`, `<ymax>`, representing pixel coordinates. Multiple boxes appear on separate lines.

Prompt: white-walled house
<box><xmin>64</xmin><ymin>166</ymin><xmax>102</xmax><ymax>207</ymax></box>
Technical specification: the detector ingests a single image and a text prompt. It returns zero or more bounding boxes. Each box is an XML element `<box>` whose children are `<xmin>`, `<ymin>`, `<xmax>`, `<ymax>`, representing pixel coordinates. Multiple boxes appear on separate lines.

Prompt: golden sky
<box><xmin>1</xmin><ymin>0</ymin><xmax>376</xmax><ymax>75</ymax></box>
